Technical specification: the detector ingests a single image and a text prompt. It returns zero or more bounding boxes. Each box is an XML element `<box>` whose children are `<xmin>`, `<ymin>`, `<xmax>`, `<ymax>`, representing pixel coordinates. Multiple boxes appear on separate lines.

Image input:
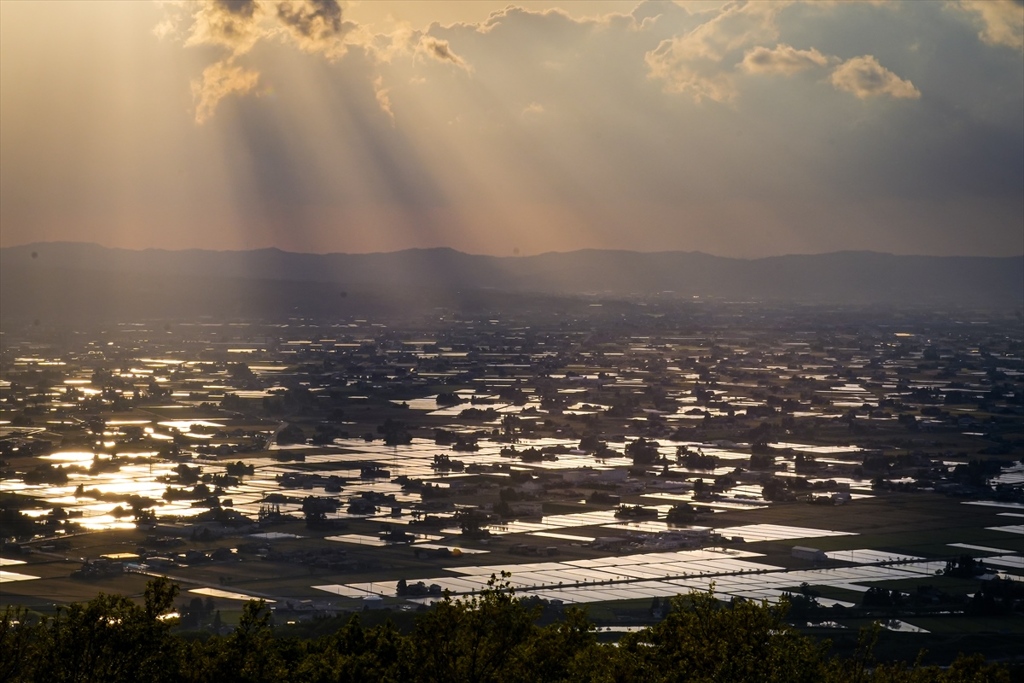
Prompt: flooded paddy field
<box><xmin>2</xmin><ymin>302</ymin><xmax>1021</xmax><ymax>653</ymax></box>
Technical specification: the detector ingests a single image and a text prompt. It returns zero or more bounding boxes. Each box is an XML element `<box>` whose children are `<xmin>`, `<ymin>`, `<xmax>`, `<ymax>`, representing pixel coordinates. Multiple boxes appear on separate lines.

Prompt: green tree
<box><xmin>626</xmin><ymin>438</ymin><xmax>661</xmax><ymax>466</ymax></box>
<box><xmin>511</xmin><ymin>606</ymin><xmax>598</xmax><ymax>682</ymax></box>
<box><xmin>295</xmin><ymin>616</ymin><xmax>404</xmax><ymax>683</ymax></box>
<box><xmin>620</xmin><ymin>590</ymin><xmax>829</xmax><ymax>683</ymax></box>
<box><xmin>32</xmin><ymin>578</ymin><xmax>180</xmax><ymax>683</ymax></box>
<box><xmin>0</xmin><ymin>605</ymin><xmax>36</xmax><ymax>682</ymax></box>
<box><xmin>404</xmin><ymin>573</ymin><xmax>538</xmax><ymax>683</ymax></box>
<box><xmin>202</xmin><ymin>600</ymin><xmax>286</xmax><ymax>683</ymax></box>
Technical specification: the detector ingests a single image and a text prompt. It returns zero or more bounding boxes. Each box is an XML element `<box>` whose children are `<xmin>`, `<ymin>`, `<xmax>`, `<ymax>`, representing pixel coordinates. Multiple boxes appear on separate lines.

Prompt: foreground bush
<box><xmin>0</xmin><ymin>576</ymin><xmax>1010</xmax><ymax>683</ymax></box>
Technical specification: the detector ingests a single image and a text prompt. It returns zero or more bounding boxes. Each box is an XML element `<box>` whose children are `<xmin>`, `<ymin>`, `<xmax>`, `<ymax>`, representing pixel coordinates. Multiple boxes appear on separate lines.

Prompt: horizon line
<box><xmin>3</xmin><ymin>240</ymin><xmax>1022</xmax><ymax>261</ymax></box>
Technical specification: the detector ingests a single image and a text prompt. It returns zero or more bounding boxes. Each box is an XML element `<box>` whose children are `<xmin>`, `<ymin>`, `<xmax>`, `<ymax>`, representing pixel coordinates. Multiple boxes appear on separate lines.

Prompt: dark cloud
<box><xmin>275</xmin><ymin>0</ymin><xmax>354</xmax><ymax>55</ymax></box>
<box><xmin>418</xmin><ymin>36</ymin><xmax>469</xmax><ymax>69</ymax></box>
<box><xmin>185</xmin><ymin>0</ymin><xmax>263</xmax><ymax>54</ymax></box>
<box><xmin>217</xmin><ymin>0</ymin><xmax>257</xmax><ymax>19</ymax></box>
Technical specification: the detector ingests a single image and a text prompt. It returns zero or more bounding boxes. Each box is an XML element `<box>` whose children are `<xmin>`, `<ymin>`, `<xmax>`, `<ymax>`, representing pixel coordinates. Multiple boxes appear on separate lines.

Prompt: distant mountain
<box><xmin>2</xmin><ymin>242</ymin><xmax>1021</xmax><ymax>321</ymax></box>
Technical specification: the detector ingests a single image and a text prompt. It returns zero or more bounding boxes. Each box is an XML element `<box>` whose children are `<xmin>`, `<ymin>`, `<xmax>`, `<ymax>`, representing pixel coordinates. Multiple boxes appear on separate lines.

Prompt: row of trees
<box><xmin>0</xmin><ymin>576</ymin><xmax>1011</xmax><ymax>683</ymax></box>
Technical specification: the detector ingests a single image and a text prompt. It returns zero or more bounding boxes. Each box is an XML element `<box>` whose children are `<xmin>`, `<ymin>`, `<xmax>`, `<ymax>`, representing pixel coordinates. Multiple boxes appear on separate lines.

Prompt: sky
<box><xmin>1</xmin><ymin>0</ymin><xmax>1021</xmax><ymax>258</ymax></box>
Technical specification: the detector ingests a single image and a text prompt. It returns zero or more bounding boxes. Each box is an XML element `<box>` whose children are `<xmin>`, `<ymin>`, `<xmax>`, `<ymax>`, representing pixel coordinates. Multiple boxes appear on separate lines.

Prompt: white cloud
<box><xmin>643</xmin><ymin>53</ymin><xmax>738</xmax><ymax>102</ymax></box>
<box><xmin>645</xmin><ymin>2</ymin><xmax>789</xmax><ymax>102</ymax></box>
<box><xmin>956</xmin><ymin>0</ymin><xmax>1024</xmax><ymax>51</ymax></box>
<box><xmin>670</xmin><ymin>1</ymin><xmax>786</xmax><ymax>61</ymax></box>
<box><xmin>830</xmin><ymin>55</ymin><xmax>920</xmax><ymax>99</ymax></box>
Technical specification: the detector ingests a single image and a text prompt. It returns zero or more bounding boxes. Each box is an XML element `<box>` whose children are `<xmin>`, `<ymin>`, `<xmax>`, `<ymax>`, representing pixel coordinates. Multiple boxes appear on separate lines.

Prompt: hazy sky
<box><xmin>1</xmin><ymin>0</ymin><xmax>1021</xmax><ymax>257</ymax></box>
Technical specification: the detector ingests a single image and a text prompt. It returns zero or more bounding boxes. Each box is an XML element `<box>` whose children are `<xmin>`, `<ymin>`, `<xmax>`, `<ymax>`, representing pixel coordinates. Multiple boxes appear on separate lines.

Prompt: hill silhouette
<box><xmin>2</xmin><ymin>243</ymin><xmax>1021</xmax><ymax>321</ymax></box>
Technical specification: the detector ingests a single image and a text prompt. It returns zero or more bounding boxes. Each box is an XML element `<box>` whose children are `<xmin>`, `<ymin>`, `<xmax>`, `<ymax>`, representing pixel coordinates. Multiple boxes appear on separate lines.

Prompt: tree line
<box><xmin>0</xmin><ymin>575</ymin><xmax>1011</xmax><ymax>683</ymax></box>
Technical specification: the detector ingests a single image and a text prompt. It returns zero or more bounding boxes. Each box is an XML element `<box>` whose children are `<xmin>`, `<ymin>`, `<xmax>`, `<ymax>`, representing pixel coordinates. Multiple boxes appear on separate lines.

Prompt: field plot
<box><xmin>310</xmin><ymin>543</ymin><xmax>969</xmax><ymax>608</ymax></box>
<box><xmin>717</xmin><ymin>524</ymin><xmax>857</xmax><ymax>542</ymax></box>
<box><xmin>0</xmin><ymin>570</ymin><xmax>39</xmax><ymax>583</ymax></box>
<box><xmin>189</xmin><ymin>587</ymin><xmax>276</xmax><ymax>603</ymax></box>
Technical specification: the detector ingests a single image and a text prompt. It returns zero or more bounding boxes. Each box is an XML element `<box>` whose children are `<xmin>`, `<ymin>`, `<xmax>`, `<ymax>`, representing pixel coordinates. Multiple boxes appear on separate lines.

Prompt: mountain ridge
<box><xmin>2</xmin><ymin>242</ymin><xmax>1021</xmax><ymax>321</ymax></box>
<box><xmin>10</xmin><ymin>240</ymin><xmax>1018</xmax><ymax>261</ymax></box>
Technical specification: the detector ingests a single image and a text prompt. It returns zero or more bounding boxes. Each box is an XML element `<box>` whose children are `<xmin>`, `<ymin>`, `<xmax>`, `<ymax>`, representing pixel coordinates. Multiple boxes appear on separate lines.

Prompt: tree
<box><xmin>404</xmin><ymin>573</ymin><xmax>541</xmax><ymax>682</ymax></box>
<box><xmin>436</xmin><ymin>392</ymin><xmax>465</xmax><ymax>407</ymax></box>
<box><xmin>626</xmin><ymin>438</ymin><xmax>661</xmax><ymax>466</ymax></box>
<box><xmin>276</xmin><ymin>423</ymin><xmax>306</xmax><ymax>445</ymax></box>
<box><xmin>296</xmin><ymin>615</ymin><xmax>404</xmax><ymax>682</ymax></box>
<box><xmin>621</xmin><ymin>590</ymin><xmax>829</xmax><ymax>683</ymax></box>
<box><xmin>203</xmin><ymin>600</ymin><xmax>286</xmax><ymax>683</ymax></box>
<box><xmin>678</xmin><ymin>446</ymin><xmax>718</xmax><ymax>469</ymax></box>
<box><xmin>0</xmin><ymin>578</ymin><xmax>1015</xmax><ymax>682</ymax></box>
<box><xmin>454</xmin><ymin>508</ymin><xmax>491</xmax><ymax>538</ymax></box>
<box><xmin>761</xmin><ymin>476</ymin><xmax>791</xmax><ymax>502</ymax></box>
<box><xmin>0</xmin><ymin>506</ymin><xmax>39</xmax><ymax>539</ymax></box>
<box><xmin>666</xmin><ymin>503</ymin><xmax>697</xmax><ymax>525</ymax></box>
<box><xmin>501</xmin><ymin>414</ymin><xmax>521</xmax><ymax>442</ymax></box>
<box><xmin>377</xmin><ymin>418</ymin><xmax>412</xmax><ymax>446</ymax></box>
<box><xmin>579</xmin><ymin>434</ymin><xmax>604</xmax><ymax>453</ymax></box>
<box><xmin>227</xmin><ymin>362</ymin><xmax>255</xmax><ymax>381</ymax></box>
<box><xmin>944</xmin><ymin>554</ymin><xmax>983</xmax><ymax>579</ymax></box>
<box><xmin>0</xmin><ymin>605</ymin><xmax>34</xmax><ymax>682</ymax></box>
<box><xmin>173</xmin><ymin>463</ymin><xmax>201</xmax><ymax>485</ymax></box>
<box><xmin>32</xmin><ymin>578</ymin><xmax>180</xmax><ymax>683</ymax></box>
<box><xmin>301</xmin><ymin>496</ymin><xmax>339</xmax><ymax>528</ymax></box>
<box><xmin>225</xmin><ymin>461</ymin><xmax>255</xmax><ymax>477</ymax></box>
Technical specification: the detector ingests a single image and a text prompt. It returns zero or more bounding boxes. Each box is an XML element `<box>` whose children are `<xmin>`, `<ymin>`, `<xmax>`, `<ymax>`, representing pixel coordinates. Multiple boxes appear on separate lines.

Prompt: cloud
<box><xmin>418</xmin><ymin>36</ymin><xmax>470</xmax><ymax>69</ymax></box>
<box><xmin>741</xmin><ymin>43</ymin><xmax>830</xmax><ymax>74</ymax></box>
<box><xmin>667</xmin><ymin>2</ymin><xmax>785</xmax><ymax>62</ymax></box>
<box><xmin>373</xmin><ymin>75</ymin><xmax>394</xmax><ymax>123</ymax></box>
<box><xmin>830</xmin><ymin>55</ymin><xmax>920</xmax><ymax>99</ymax></box>
<box><xmin>166</xmin><ymin>1</ymin><xmax>267</xmax><ymax>124</ymax></box>
<box><xmin>645</xmin><ymin>2</ymin><xmax>788</xmax><ymax>102</ymax></box>
<box><xmin>162</xmin><ymin>0</ymin><xmax>361</xmax><ymax>122</ymax></box>
<box><xmin>643</xmin><ymin>57</ymin><xmax>738</xmax><ymax>102</ymax></box>
<box><xmin>191</xmin><ymin>59</ymin><xmax>260</xmax><ymax>123</ymax></box>
<box><xmin>956</xmin><ymin>0</ymin><xmax>1024</xmax><ymax>51</ymax></box>
<box><xmin>162</xmin><ymin>0</ymin><xmax>468</xmax><ymax>124</ymax></box>
<box><xmin>274</xmin><ymin>0</ymin><xmax>355</xmax><ymax>57</ymax></box>
<box><xmin>521</xmin><ymin>102</ymin><xmax>545</xmax><ymax>119</ymax></box>
<box><xmin>7</xmin><ymin>0</ymin><xmax>1023</xmax><ymax>257</ymax></box>
<box><xmin>185</xmin><ymin>0</ymin><xmax>264</xmax><ymax>55</ymax></box>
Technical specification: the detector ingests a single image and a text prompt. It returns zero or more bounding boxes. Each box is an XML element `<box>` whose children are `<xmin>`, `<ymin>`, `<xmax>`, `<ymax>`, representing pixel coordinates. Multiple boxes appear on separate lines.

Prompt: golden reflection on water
<box><xmin>78</xmin><ymin>517</ymin><xmax>137</xmax><ymax>531</ymax></box>
<box><xmin>74</xmin><ymin>480</ymin><xmax>169</xmax><ymax>496</ymax></box>
<box><xmin>4</xmin><ymin>448</ymin><xmax>214</xmax><ymax>530</ymax></box>
<box><xmin>40</xmin><ymin>451</ymin><xmax>94</xmax><ymax>463</ymax></box>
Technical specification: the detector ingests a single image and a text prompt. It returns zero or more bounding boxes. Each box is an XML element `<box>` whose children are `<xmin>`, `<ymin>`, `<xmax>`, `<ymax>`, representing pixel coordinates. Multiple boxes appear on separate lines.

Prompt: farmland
<box><xmin>2</xmin><ymin>299</ymin><xmax>1022</xmax><ymax>661</ymax></box>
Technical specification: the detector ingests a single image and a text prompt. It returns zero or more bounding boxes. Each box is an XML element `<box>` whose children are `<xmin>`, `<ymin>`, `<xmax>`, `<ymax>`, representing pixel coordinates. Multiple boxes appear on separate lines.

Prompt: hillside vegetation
<box><xmin>0</xmin><ymin>577</ymin><xmax>1012</xmax><ymax>683</ymax></box>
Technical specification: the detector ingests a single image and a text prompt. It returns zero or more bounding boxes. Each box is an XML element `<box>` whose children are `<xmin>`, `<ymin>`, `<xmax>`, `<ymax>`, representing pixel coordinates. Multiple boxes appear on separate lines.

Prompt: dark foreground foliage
<box><xmin>0</xmin><ymin>576</ymin><xmax>1012</xmax><ymax>683</ymax></box>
